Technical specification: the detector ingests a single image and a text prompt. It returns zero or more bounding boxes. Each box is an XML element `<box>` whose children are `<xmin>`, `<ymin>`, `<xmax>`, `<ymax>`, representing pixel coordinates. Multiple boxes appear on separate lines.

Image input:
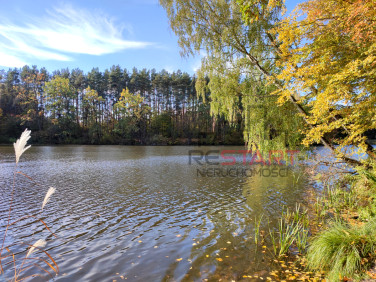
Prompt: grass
<box><xmin>272</xmin><ymin>205</ymin><xmax>309</xmax><ymax>257</ymax></box>
<box><xmin>269</xmin><ymin>218</ymin><xmax>301</xmax><ymax>257</ymax></box>
<box><xmin>254</xmin><ymin>215</ymin><xmax>263</xmax><ymax>245</ymax></box>
<box><xmin>251</xmin><ymin>160</ymin><xmax>376</xmax><ymax>280</ymax></box>
<box><xmin>0</xmin><ymin>129</ymin><xmax>59</xmax><ymax>281</ymax></box>
<box><xmin>304</xmin><ymin>164</ymin><xmax>376</xmax><ymax>281</ymax></box>
<box><xmin>254</xmin><ymin>204</ymin><xmax>309</xmax><ymax>258</ymax></box>
<box><xmin>307</xmin><ymin>219</ymin><xmax>376</xmax><ymax>281</ymax></box>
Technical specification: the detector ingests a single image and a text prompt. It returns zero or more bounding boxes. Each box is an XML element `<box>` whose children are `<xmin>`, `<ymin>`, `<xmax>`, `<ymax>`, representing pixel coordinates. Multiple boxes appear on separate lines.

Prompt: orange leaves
<box><xmin>344</xmin><ymin>0</ymin><xmax>376</xmax><ymax>44</ymax></box>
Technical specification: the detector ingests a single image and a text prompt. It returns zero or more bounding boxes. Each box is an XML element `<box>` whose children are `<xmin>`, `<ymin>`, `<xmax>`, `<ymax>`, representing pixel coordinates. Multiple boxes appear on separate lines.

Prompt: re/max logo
<box><xmin>188</xmin><ymin>150</ymin><xmax>299</xmax><ymax>166</ymax></box>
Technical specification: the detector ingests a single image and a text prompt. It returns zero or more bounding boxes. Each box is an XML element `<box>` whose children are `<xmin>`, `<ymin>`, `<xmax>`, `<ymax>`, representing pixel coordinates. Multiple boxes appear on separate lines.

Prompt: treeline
<box><xmin>0</xmin><ymin>65</ymin><xmax>243</xmax><ymax>145</ymax></box>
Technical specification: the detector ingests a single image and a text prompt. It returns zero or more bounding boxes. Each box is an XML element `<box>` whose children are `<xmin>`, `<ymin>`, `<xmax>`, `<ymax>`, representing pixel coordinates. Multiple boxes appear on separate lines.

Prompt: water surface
<box><xmin>0</xmin><ymin>146</ymin><xmax>310</xmax><ymax>281</ymax></box>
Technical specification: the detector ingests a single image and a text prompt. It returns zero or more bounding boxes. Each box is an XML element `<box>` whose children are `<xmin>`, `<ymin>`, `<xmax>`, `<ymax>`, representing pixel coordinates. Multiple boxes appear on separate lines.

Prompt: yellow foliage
<box><xmin>274</xmin><ymin>0</ymin><xmax>376</xmax><ymax>156</ymax></box>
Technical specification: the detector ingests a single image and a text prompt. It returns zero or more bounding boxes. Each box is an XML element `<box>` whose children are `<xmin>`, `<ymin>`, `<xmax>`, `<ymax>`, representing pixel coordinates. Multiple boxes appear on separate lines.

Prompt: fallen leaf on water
<box><xmin>176</xmin><ymin>234</ymin><xmax>182</xmax><ymax>238</ymax></box>
<box><xmin>176</xmin><ymin>258</ymin><xmax>182</xmax><ymax>262</ymax></box>
<box><xmin>138</xmin><ymin>240</ymin><xmax>142</xmax><ymax>243</ymax></box>
<box><xmin>216</xmin><ymin>258</ymin><xmax>223</xmax><ymax>262</ymax></box>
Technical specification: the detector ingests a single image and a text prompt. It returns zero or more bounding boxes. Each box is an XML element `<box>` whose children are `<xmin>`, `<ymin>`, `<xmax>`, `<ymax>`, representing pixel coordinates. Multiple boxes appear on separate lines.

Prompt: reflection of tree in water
<box><xmin>164</xmin><ymin>164</ymin><xmax>309</xmax><ymax>281</ymax></box>
<box><xmin>243</xmin><ymin>165</ymin><xmax>309</xmax><ymax>223</ymax></box>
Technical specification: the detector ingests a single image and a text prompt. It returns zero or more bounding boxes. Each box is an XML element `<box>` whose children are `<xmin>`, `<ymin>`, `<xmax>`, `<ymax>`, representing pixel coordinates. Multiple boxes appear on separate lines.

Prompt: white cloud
<box><xmin>0</xmin><ymin>50</ymin><xmax>27</xmax><ymax>68</ymax></box>
<box><xmin>0</xmin><ymin>3</ymin><xmax>152</xmax><ymax>67</ymax></box>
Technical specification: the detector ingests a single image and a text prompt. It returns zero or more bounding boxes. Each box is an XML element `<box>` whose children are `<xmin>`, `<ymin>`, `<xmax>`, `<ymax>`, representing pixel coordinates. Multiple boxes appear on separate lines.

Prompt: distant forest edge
<box><xmin>0</xmin><ymin>65</ymin><xmax>244</xmax><ymax>145</ymax></box>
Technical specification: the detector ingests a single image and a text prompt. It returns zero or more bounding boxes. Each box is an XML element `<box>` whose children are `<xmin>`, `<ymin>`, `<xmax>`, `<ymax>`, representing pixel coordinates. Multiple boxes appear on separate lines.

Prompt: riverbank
<box><xmin>0</xmin><ymin>135</ymin><xmax>245</xmax><ymax>146</ymax></box>
<box><xmin>253</xmin><ymin>161</ymin><xmax>376</xmax><ymax>281</ymax></box>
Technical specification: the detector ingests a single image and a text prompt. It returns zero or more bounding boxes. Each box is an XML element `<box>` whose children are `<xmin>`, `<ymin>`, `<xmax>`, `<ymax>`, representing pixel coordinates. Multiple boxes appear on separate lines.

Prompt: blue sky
<box><xmin>0</xmin><ymin>0</ymin><xmax>301</xmax><ymax>74</ymax></box>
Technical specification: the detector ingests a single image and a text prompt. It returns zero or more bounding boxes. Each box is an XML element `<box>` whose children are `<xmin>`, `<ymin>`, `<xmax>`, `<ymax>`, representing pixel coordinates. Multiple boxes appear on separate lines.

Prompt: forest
<box><xmin>0</xmin><ymin>66</ymin><xmax>243</xmax><ymax>145</ymax></box>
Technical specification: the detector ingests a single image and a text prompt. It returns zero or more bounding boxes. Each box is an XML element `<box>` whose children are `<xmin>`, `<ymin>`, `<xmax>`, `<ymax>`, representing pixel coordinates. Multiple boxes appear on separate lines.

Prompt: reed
<box><xmin>0</xmin><ymin>129</ymin><xmax>59</xmax><ymax>281</ymax></box>
<box><xmin>256</xmin><ymin>205</ymin><xmax>310</xmax><ymax>258</ymax></box>
<box><xmin>254</xmin><ymin>215</ymin><xmax>263</xmax><ymax>245</ymax></box>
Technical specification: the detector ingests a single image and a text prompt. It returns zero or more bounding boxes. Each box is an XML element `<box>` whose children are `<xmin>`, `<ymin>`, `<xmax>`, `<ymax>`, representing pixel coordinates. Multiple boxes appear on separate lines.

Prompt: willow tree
<box><xmin>161</xmin><ymin>0</ymin><xmax>375</xmax><ymax>166</ymax></box>
<box><xmin>160</xmin><ymin>0</ymin><xmax>304</xmax><ymax>153</ymax></box>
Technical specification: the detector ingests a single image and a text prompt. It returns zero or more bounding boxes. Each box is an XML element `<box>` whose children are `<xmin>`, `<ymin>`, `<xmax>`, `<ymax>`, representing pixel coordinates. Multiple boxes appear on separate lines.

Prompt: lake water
<box><xmin>0</xmin><ymin>146</ymin><xmax>311</xmax><ymax>281</ymax></box>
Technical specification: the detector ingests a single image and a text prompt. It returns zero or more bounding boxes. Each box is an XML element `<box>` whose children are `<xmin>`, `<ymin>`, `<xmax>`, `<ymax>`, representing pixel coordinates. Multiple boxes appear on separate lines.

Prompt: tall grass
<box><xmin>307</xmin><ymin>219</ymin><xmax>376</xmax><ymax>281</ymax></box>
<box><xmin>268</xmin><ymin>205</ymin><xmax>309</xmax><ymax>257</ymax></box>
<box><xmin>0</xmin><ymin>129</ymin><xmax>59</xmax><ymax>281</ymax></box>
<box><xmin>255</xmin><ymin>204</ymin><xmax>309</xmax><ymax>258</ymax></box>
<box><xmin>269</xmin><ymin>218</ymin><xmax>302</xmax><ymax>257</ymax></box>
<box><xmin>254</xmin><ymin>215</ymin><xmax>263</xmax><ymax>245</ymax></box>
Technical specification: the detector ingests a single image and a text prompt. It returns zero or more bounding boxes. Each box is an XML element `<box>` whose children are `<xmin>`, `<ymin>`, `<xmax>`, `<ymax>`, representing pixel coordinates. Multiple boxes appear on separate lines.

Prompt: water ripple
<box><xmin>0</xmin><ymin>146</ymin><xmax>310</xmax><ymax>281</ymax></box>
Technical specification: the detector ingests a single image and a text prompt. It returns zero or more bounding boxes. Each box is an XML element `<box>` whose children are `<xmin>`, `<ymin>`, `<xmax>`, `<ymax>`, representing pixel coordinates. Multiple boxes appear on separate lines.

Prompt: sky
<box><xmin>0</xmin><ymin>0</ymin><xmax>301</xmax><ymax>75</ymax></box>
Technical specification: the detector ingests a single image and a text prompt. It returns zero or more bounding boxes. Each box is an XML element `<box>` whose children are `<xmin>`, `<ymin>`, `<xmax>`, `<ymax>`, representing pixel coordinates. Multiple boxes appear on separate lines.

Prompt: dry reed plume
<box><xmin>0</xmin><ymin>129</ymin><xmax>59</xmax><ymax>281</ymax></box>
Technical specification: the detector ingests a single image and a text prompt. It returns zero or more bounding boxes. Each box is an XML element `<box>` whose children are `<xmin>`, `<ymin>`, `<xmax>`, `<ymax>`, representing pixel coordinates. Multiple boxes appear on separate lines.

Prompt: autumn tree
<box><xmin>114</xmin><ymin>88</ymin><xmax>151</xmax><ymax>143</ymax></box>
<box><xmin>82</xmin><ymin>87</ymin><xmax>103</xmax><ymax>128</ymax></box>
<box><xmin>43</xmin><ymin>76</ymin><xmax>78</xmax><ymax>141</ymax></box>
<box><xmin>161</xmin><ymin>0</ymin><xmax>376</xmax><ymax>165</ymax></box>
<box><xmin>275</xmin><ymin>0</ymin><xmax>376</xmax><ymax>161</ymax></box>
